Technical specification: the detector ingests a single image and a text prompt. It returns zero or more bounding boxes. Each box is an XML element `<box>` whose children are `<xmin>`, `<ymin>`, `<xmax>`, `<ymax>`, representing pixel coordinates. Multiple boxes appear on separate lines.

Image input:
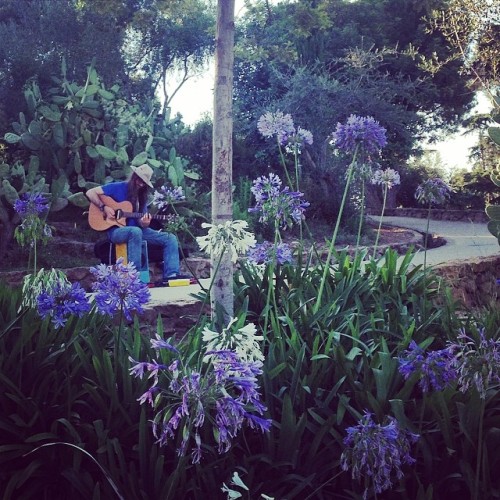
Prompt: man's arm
<box><xmin>86</xmin><ymin>186</ymin><xmax>105</xmax><ymax>209</ymax></box>
<box><xmin>86</xmin><ymin>186</ymin><xmax>114</xmax><ymax>218</ymax></box>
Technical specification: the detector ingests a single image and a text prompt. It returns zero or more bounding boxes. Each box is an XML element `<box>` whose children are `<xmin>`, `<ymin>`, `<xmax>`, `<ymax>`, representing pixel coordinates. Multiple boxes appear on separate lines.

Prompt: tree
<box><xmin>426</xmin><ymin>0</ymin><xmax>500</xmax><ymax>96</ymax></box>
<box><xmin>122</xmin><ymin>0</ymin><xmax>215</xmax><ymax>112</ymax></box>
<box><xmin>0</xmin><ymin>0</ymin><xmax>127</xmax><ymax>126</ymax></box>
<box><xmin>211</xmin><ymin>0</ymin><xmax>235</xmax><ymax>320</ymax></box>
<box><xmin>0</xmin><ymin>0</ymin><xmax>216</xmax><ymax>131</ymax></box>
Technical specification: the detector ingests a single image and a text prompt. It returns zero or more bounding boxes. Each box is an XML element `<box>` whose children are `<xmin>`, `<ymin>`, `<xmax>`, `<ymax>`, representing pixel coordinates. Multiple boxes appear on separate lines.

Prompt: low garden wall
<box><xmin>368</xmin><ymin>207</ymin><xmax>488</xmax><ymax>223</ymax></box>
<box><xmin>434</xmin><ymin>254</ymin><xmax>500</xmax><ymax>309</ymax></box>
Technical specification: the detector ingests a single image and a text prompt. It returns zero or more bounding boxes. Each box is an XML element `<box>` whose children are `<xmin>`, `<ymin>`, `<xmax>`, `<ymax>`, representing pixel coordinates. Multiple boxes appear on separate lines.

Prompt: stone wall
<box><xmin>368</xmin><ymin>207</ymin><xmax>488</xmax><ymax>223</ymax></box>
<box><xmin>434</xmin><ymin>255</ymin><xmax>500</xmax><ymax>309</ymax></box>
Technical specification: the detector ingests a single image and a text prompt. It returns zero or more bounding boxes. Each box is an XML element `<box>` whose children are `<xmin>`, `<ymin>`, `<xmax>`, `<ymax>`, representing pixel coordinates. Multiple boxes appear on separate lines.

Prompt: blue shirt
<box><xmin>102</xmin><ymin>181</ymin><xmax>145</xmax><ymax>229</ymax></box>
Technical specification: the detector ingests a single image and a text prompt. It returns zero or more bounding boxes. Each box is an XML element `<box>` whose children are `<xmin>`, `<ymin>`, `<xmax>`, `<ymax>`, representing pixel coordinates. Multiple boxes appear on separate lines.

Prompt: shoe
<box><xmin>165</xmin><ymin>273</ymin><xmax>192</xmax><ymax>281</ymax></box>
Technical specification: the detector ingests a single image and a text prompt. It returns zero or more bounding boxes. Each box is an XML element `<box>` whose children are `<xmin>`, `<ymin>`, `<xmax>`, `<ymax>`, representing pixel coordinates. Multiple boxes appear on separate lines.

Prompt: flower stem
<box><xmin>355</xmin><ymin>177</ymin><xmax>366</xmax><ymax>251</ymax></box>
<box><xmin>424</xmin><ymin>202</ymin><xmax>433</xmax><ymax>270</ymax></box>
<box><xmin>277</xmin><ymin>142</ymin><xmax>295</xmax><ymax>190</ymax></box>
<box><xmin>473</xmin><ymin>397</ymin><xmax>486</xmax><ymax>500</ymax></box>
<box><xmin>314</xmin><ymin>147</ymin><xmax>358</xmax><ymax>313</ymax></box>
<box><xmin>373</xmin><ymin>183</ymin><xmax>388</xmax><ymax>256</ymax></box>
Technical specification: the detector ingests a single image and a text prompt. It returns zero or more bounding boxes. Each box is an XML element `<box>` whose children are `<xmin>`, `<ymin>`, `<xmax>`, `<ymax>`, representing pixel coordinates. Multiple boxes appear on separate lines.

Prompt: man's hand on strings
<box><xmin>140</xmin><ymin>213</ymin><xmax>152</xmax><ymax>228</ymax></box>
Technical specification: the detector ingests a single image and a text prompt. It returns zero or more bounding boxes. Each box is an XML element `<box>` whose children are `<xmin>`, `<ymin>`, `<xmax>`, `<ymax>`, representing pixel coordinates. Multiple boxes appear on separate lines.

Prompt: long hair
<box><xmin>127</xmin><ymin>173</ymin><xmax>149</xmax><ymax>212</ymax></box>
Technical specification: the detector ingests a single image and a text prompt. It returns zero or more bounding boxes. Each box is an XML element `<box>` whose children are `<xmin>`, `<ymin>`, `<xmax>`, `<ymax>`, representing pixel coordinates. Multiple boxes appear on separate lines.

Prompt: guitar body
<box><xmin>88</xmin><ymin>196</ymin><xmax>133</xmax><ymax>231</ymax></box>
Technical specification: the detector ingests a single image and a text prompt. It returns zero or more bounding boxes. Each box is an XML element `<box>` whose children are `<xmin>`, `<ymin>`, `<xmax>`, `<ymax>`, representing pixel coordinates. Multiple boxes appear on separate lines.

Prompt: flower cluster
<box><xmin>248</xmin><ymin>173</ymin><xmax>309</xmax><ymax>229</ymax></box>
<box><xmin>37</xmin><ymin>278</ymin><xmax>91</xmax><ymax>327</ymax></box>
<box><xmin>152</xmin><ymin>185</ymin><xmax>186</xmax><ymax>210</ymax></box>
<box><xmin>90</xmin><ymin>258</ymin><xmax>151</xmax><ymax>320</ymax></box>
<box><xmin>202</xmin><ymin>318</ymin><xmax>264</xmax><ymax>363</ymax></box>
<box><xmin>160</xmin><ymin>213</ymin><xmax>187</xmax><ymax>234</ymax></box>
<box><xmin>196</xmin><ymin>220</ymin><xmax>256</xmax><ymax>263</ymax></box>
<box><xmin>257</xmin><ymin>111</ymin><xmax>313</xmax><ymax>150</ymax></box>
<box><xmin>13</xmin><ymin>192</ymin><xmax>52</xmax><ymax>247</ymax></box>
<box><xmin>331</xmin><ymin>115</ymin><xmax>387</xmax><ymax>154</ymax></box>
<box><xmin>247</xmin><ymin>240</ymin><xmax>293</xmax><ymax>266</ymax></box>
<box><xmin>398</xmin><ymin>341</ymin><xmax>457</xmax><ymax>392</ymax></box>
<box><xmin>371</xmin><ymin>168</ymin><xmax>401</xmax><ymax>189</ymax></box>
<box><xmin>14</xmin><ymin>193</ymin><xmax>49</xmax><ymax>216</ymax></box>
<box><xmin>447</xmin><ymin>329</ymin><xmax>500</xmax><ymax>399</ymax></box>
<box><xmin>341</xmin><ymin>412</ymin><xmax>419</xmax><ymax>499</ymax></box>
<box><xmin>131</xmin><ymin>345</ymin><xmax>271</xmax><ymax>464</ymax></box>
<box><xmin>257</xmin><ymin>111</ymin><xmax>295</xmax><ymax>143</ymax></box>
<box><xmin>415</xmin><ymin>178</ymin><xmax>452</xmax><ymax>206</ymax></box>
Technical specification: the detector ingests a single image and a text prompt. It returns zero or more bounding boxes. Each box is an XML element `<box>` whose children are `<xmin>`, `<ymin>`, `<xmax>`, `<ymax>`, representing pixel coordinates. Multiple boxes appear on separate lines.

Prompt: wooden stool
<box><xmin>114</xmin><ymin>241</ymin><xmax>150</xmax><ymax>284</ymax></box>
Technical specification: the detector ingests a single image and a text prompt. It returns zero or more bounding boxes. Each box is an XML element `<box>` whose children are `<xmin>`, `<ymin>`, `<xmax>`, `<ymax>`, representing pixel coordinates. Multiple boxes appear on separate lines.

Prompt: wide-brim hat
<box><xmin>130</xmin><ymin>164</ymin><xmax>154</xmax><ymax>188</ymax></box>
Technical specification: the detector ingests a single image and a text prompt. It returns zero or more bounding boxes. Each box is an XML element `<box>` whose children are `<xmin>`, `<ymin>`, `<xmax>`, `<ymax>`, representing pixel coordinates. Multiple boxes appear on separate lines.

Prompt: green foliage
<box><xmin>485</xmin><ymin>94</ymin><xmax>500</xmax><ymax>243</ymax></box>
<box><xmin>0</xmin><ymin>0</ymin><xmax>214</xmax><ymax>128</ymax></box>
<box><xmin>0</xmin><ymin>283</ymin><xmax>222</xmax><ymax>499</ymax></box>
<box><xmin>229</xmin><ymin>248</ymin><xmax>500</xmax><ymax>498</ymax></box>
<box><xmin>2</xmin><ymin>243</ymin><xmax>500</xmax><ymax>498</ymax></box>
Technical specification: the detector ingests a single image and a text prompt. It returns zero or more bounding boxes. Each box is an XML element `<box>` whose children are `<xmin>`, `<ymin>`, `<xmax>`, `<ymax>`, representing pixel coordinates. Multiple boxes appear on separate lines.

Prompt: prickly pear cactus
<box><xmin>3</xmin><ymin>58</ymin><xmax>192</xmax><ymax>204</ymax></box>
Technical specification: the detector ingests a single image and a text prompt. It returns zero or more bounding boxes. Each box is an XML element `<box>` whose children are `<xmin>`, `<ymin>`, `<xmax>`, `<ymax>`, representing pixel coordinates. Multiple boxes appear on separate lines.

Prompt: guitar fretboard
<box><xmin>118</xmin><ymin>211</ymin><xmax>170</xmax><ymax>220</ymax></box>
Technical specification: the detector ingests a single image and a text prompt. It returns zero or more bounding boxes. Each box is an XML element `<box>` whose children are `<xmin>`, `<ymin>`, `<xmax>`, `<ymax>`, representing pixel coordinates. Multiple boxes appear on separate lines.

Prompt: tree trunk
<box><xmin>211</xmin><ymin>0</ymin><xmax>235</xmax><ymax>321</ymax></box>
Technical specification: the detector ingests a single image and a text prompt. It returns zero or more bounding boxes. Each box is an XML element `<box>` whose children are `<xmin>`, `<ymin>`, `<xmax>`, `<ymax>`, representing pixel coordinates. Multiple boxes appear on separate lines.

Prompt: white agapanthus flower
<box><xmin>196</xmin><ymin>220</ymin><xmax>256</xmax><ymax>263</ymax></box>
<box><xmin>203</xmin><ymin>318</ymin><xmax>264</xmax><ymax>363</ymax></box>
<box><xmin>371</xmin><ymin>168</ymin><xmax>401</xmax><ymax>189</ymax></box>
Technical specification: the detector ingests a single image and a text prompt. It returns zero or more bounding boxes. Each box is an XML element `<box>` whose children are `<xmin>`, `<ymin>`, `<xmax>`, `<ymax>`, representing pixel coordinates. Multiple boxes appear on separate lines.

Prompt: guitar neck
<box><xmin>120</xmin><ymin>211</ymin><xmax>170</xmax><ymax>221</ymax></box>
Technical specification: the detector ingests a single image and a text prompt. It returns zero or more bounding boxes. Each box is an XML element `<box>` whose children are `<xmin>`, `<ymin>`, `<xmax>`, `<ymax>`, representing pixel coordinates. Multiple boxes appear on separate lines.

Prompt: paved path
<box><xmin>147</xmin><ymin>278</ymin><xmax>210</xmax><ymax>307</ymax></box>
<box><xmin>369</xmin><ymin>215</ymin><xmax>499</xmax><ymax>267</ymax></box>
<box><xmin>145</xmin><ymin>217</ymin><xmax>499</xmax><ymax>313</ymax></box>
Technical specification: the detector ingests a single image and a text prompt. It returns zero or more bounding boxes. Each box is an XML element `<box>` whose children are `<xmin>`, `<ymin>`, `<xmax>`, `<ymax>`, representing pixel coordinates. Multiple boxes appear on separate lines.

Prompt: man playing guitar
<box><xmin>86</xmin><ymin>164</ymin><xmax>186</xmax><ymax>282</ymax></box>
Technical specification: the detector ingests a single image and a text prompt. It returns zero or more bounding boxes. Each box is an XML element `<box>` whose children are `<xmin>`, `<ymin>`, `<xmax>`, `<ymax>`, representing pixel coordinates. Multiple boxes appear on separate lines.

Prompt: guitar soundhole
<box><xmin>115</xmin><ymin>209</ymin><xmax>123</xmax><ymax>219</ymax></box>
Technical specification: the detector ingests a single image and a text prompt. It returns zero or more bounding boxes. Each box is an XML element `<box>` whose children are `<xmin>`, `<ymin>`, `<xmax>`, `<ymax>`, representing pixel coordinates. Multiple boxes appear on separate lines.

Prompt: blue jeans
<box><xmin>108</xmin><ymin>226</ymin><xmax>180</xmax><ymax>279</ymax></box>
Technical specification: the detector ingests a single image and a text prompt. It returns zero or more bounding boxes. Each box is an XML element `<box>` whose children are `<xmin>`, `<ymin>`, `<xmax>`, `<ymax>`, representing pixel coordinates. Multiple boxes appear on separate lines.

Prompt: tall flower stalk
<box><xmin>90</xmin><ymin>259</ymin><xmax>151</xmax><ymax>367</ymax></box>
<box><xmin>257</xmin><ymin>111</ymin><xmax>313</xmax><ymax>192</ymax></box>
<box><xmin>247</xmin><ymin>173</ymin><xmax>308</xmax><ymax>334</ymax></box>
<box><xmin>315</xmin><ymin>115</ymin><xmax>387</xmax><ymax>312</ymax></box>
<box><xmin>371</xmin><ymin>168</ymin><xmax>401</xmax><ymax>255</ymax></box>
<box><xmin>447</xmin><ymin>328</ymin><xmax>500</xmax><ymax>500</ymax></box>
<box><xmin>13</xmin><ymin>192</ymin><xmax>52</xmax><ymax>275</ymax></box>
<box><xmin>415</xmin><ymin>178</ymin><xmax>451</xmax><ymax>270</ymax></box>
<box><xmin>196</xmin><ymin>220</ymin><xmax>257</xmax><ymax>317</ymax></box>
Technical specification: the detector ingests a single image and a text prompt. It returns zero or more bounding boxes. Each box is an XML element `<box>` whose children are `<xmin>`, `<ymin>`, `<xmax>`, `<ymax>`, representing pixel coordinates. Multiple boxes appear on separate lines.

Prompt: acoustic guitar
<box><xmin>88</xmin><ymin>195</ymin><xmax>171</xmax><ymax>231</ymax></box>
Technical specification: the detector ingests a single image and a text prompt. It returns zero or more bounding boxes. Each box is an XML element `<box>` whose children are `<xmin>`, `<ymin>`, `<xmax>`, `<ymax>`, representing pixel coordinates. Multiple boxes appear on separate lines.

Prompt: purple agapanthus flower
<box><xmin>283</xmin><ymin>126</ymin><xmax>314</xmax><ymax>151</ymax></box>
<box><xmin>447</xmin><ymin>328</ymin><xmax>500</xmax><ymax>399</ymax></box>
<box><xmin>248</xmin><ymin>174</ymin><xmax>309</xmax><ymax>229</ymax></box>
<box><xmin>247</xmin><ymin>241</ymin><xmax>293</xmax><ymax>265</ymax></box>
<box><xmin>331</xmin><ymin>114</ymin><xmax>387</xmax><ymax>154</ymax></box>
<box><xmin>37</xmin><ymin>280</ymin><xmax>91</xmax><ymax>327</ymax></box>
<box><xmin>415</xmin><ymin>178</ymin><xmax>452</xmax><ymax>206</ymax></box>
<box><xmin>131</xmin><ymin>346</ymin><xmax>271</xmax><ymax>464</ymax></box>
<box><xmin>152</xmin><ymin>185</ymin><xmax>186</xmax><ymax>210</ymax></box>
<box><xmin>90</xmin><ymin>258</ymin><xmax>150</xmax><ymax>321</ymax></box>
<box><xmin>398</xmin><ymin>341</ymin><xmax>457</xmax><ymax>392</ymax></box>
<box><xmin>14</xmin><ymin>193</ymin><xmax>50</xmax><ymax>217</ymax></box>
<box><xmin>341</xmin><ymin>412</ymin><xmax>419</xmax><ymax>499</ymax></box>
<box><xmin>13</xmin><ymin>192</ymin><xmax>53</xmax><ymax>247</ymax></box>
